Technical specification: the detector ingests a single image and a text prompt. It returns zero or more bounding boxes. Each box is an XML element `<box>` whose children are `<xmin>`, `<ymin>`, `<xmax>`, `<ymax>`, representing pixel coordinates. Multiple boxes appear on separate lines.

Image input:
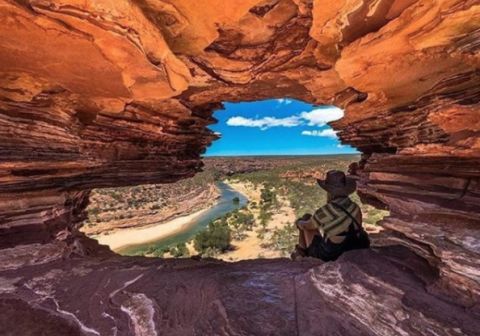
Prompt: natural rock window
<box><xmin>83</xmin><ymin>99</ymin><xmax>385</xmax><ymax>261</ymax></box>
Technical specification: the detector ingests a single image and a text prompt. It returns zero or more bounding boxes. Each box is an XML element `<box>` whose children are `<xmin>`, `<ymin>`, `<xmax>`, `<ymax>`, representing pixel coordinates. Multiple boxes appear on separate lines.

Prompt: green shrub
<box><xmin>270</xmin><ymin>224</ymin><xmax>297</xmax><ymax>256</ymax></box>
<box><xmin>228</xmin><ymin>209</ymin><xmax>255</xmax><ymax>240</ymax></box>
<box><xmin>194</xmin><ymin>220</ymin><xmax>231</xmax><ymax>254</ymax></box>
<box><xmin>169</xmin><ymin>242</ymin><xmax>189</xmax><ymax>257</ymax></box>
<box><xmin>260</xmin><ymin>185</ymin><xmax>277</xmax><ymax>206</ymax></box>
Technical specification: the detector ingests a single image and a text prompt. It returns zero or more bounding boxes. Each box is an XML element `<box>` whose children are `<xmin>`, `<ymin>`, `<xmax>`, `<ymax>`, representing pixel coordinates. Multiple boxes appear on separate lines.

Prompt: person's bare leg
<box><xmin>297</xmin><ymin>228</ymin><xmax>307</xmax><ymax>249</ymax></box>
<box><xmin>298</xmin><ymin>228</ymin><xmax>318</xmax><ymax>248</ymax></box>
<box><xmin>303</xmin><ymin>229</ymin><xmax>318</xmax><ymax>247</ymax></box>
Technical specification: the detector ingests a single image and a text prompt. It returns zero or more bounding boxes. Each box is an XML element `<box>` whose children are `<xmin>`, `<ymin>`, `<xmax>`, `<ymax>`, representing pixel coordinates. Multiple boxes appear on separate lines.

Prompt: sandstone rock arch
<box><xmin>0</xmin><ymin>1</ymin><xmax>479</xmax><ymax>334</ymax></box>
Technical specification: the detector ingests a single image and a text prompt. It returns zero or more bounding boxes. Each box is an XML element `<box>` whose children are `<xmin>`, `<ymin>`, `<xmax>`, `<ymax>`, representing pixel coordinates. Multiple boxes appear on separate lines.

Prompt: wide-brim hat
<box><xmin>316</xmin><ymin>170</ymin><xmax>356</xmax><ymax>197</ymax></box>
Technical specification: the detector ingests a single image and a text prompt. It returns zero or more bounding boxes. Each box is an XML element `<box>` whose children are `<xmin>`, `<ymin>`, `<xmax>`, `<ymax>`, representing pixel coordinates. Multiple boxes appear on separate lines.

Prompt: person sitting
<box><xmin>291</xmin><ymin>170</ymin><xmax>370</xmax><ymax>261</ymax></box>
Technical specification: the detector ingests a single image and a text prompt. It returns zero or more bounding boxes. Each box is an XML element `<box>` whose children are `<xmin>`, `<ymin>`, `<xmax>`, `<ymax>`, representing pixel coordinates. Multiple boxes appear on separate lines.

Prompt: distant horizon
<box><xmin>203</xmin><ymin>153</ymin><xmax>360</xmax><ymax>158</ymax></box>
<box><xmin>205</xmin><ymin>99</ymin><xmax>359</xmax><ymax>157</ymax></box>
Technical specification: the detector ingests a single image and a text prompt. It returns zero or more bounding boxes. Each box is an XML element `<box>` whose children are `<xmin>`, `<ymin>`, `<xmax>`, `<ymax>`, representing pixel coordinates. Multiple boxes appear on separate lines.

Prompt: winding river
<box><xmin>119</xmin><ymin>181</ymin><xmax>248</xmax><ymax>256</ymax></box>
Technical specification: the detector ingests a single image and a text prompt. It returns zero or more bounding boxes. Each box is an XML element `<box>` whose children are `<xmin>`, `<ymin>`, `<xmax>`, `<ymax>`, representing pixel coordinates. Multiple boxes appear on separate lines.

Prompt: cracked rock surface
<box><xmin>1</xmin><ymin>247</ymin><xmax>479</xmax><ymax>336</ymax></box>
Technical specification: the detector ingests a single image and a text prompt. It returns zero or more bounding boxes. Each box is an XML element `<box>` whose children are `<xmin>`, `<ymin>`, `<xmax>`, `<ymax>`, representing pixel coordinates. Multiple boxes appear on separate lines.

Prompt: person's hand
<box><xmin>296</xmin><ymin>213</ymin><xmax>312</xmax><ymax>229</ymax></box>
<box><xmin>301</xmin><ymin>213</ymin><xmax>312</xmax><ymax>220</ymax></box>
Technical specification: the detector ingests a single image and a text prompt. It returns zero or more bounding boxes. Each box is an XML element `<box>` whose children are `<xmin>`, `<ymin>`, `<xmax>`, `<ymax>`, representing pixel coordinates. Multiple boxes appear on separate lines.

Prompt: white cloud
<box><xmin>300</xmin><ymin>107</ymin><xmax>344</xmax><ymax>127</ymax></box>
<box><xmin>226</xmin><ymin>116</ymin><xmax>301</xmax><ymax>130</ymax></box>
<box><xmin>337</xmin><ymin>144</ymin><xmax>344</xmax><ymax>148</ymax></box>
<box><xmin>276</xmin><ymin>98</ymin><xmax>293</xmax><ymax>105</ymax></box>
<box><xmin>301</xmin><ymin>129</ymin><xmax>338</xmax><ymax>138</ymax></box>
<box><xmin>225</xmin><ymin>105</ymin><xmax>344</xmax><ymax>131</ymax></box>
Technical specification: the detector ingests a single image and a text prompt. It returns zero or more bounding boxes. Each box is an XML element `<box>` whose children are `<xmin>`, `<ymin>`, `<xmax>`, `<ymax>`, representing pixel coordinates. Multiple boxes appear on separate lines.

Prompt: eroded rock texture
<box><xmin>1</xmin><ymin>248</ymin><xmax>479</xmax><ymax>336</ymax></box>
<box><xmin>0</xmin><ymin>0</ymin><xmax>479</xmax><ymax>334</ymax></box>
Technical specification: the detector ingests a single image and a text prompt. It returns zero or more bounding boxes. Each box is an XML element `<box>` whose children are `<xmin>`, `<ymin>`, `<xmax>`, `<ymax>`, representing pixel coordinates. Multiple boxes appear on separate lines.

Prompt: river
<box><xmin>119</xmin><ymin>181</ymin><xmax>248</xmax><ymax>256</ymax></box>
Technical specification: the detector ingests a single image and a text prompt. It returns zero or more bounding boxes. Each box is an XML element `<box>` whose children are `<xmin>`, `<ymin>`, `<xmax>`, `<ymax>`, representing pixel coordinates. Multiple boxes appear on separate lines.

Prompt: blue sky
<box><xmin>205</xmin><ymin>99</ymin><xmax>358</xmax><ymax>156</ymax></box>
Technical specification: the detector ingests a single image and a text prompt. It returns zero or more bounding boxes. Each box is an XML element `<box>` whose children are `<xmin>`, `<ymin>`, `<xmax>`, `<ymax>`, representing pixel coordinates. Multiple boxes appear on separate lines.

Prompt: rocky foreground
<box><xmin>1</xmin><ymin>245</ymin><xmax>479</xmax><ymax>336</ymax></box>
<box><xmin>0</xmin><ymin>0</ymin><xmax>479</xmax><ymax>334</ymax></box>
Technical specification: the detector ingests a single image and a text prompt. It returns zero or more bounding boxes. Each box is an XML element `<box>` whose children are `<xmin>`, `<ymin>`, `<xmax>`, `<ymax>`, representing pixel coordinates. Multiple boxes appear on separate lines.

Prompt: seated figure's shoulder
<box><xmin>349</xmin><ymin>200</ymin><xmax>362</xmax><ymax>216</ymax></box>
<box><xmin>332</xmin><ymin>197</ymin><xmax>359</xmax><ymax>214</ymax></box>
<box><xmin>313</xmin><ymin>203</ymin><xmax>331</xmax><ymax>221</ymax></box>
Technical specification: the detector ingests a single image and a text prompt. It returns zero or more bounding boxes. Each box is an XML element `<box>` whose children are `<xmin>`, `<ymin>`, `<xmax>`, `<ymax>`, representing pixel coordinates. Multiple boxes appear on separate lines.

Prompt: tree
<box><xmin>169</xmin><ymin>242</ymin><xmax>189</xmax><ymax>257</ymax></box>
<box><xmin>194</xmin><ymin>220</ymin><xmax>231</xmax><ymax>254</ymax></box>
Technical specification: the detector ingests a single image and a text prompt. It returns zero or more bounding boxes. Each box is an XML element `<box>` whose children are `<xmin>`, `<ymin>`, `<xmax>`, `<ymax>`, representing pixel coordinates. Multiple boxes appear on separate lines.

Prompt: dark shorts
<box><xmin>306</xmin><ymin>231</ymin><xmax>370</xmax><ymax>262</ymax></box>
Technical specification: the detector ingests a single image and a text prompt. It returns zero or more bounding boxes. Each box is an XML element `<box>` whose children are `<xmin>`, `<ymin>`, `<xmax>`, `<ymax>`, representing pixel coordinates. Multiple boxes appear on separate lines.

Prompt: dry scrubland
<box><xmin>82</xmin><ymin>157</ymin><xmax>280</xmax><ymax>236</ymax></box>
<box><xmin>81</xmin><ymin>170</ymin><xmax>220</xmax><ymax>236</ymax></box>
<box><xmin>85</xmin><ymin>156</ymin><xmax>388</xmax><ymax>260</ymax></box>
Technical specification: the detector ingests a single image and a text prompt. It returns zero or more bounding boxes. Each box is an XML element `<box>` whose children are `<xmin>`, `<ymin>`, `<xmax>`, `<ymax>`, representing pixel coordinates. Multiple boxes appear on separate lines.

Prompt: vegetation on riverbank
<box><xmin>82</xmin><ymin>169</ymin><xmax>220</xmax><ymax>235</ymax></box>
<box><xmin>231</xmin><ymin>156</ymin><xmax>388</xmax><ymax>227</ymax></box>
<box><xmin>183</xmin><ymin>156</ymin><xmax>388</xmax><ymax>260</ymax></box>
<box><xmin>85</xmin><ymin>155</ymin><xmax>388</xmax><ymax>260</ymax></box>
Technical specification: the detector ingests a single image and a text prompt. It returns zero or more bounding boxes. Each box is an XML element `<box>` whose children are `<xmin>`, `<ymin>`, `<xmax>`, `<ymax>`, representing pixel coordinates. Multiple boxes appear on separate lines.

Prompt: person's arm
<box><xmin>296</xmin><ymin>214</ymin><xmax>318</xmax><ymax>230</ymax></box>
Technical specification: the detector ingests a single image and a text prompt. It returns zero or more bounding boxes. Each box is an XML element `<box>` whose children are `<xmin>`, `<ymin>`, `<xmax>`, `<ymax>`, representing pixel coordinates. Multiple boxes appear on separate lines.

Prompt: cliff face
<box><xmin>2</xmin><ymin>249</ymin><xmax>480</xmax><ymax>336</ymax></box>
<box><xmin>0</xmin><ymin>0</ymin><xmax>479</xmax><ymax>334</ymax></box>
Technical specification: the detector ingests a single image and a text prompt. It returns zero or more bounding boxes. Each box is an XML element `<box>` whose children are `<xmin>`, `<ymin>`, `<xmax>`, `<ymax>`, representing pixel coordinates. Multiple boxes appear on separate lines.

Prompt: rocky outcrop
<box><xmin>0</xmin><ymin>0</ymin><xmax>479</xmax><ymax>334</ymax></box>
<box><xmin>1</xmin><ymin>248</ymin><xmax>479</xmax><ymax>336</ymax></box>
<box><xmin>82</xmin><ymin>180</ymin><xmax>219</xmax><ymax>236</ymax></box>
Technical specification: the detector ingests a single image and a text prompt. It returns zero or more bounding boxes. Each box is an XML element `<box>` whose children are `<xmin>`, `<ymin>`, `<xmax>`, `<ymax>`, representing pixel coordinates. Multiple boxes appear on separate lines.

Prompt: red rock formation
<box><xmin>0</xmin><ymin>0</ymin><xmax>479</xmax><ymax>334</ymax></box>
<box><xmin>1</xmin><ymin>249</ymin><xmax>479</xmax><ymax>336</ymax></box>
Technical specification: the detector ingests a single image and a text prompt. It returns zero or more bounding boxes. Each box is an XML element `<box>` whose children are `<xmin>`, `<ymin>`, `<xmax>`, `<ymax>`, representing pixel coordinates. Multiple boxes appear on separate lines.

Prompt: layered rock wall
<box><xmin>0</xmin><ymin>0</ymin><xmax>479</xmax><ymax>332</ymax></box>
